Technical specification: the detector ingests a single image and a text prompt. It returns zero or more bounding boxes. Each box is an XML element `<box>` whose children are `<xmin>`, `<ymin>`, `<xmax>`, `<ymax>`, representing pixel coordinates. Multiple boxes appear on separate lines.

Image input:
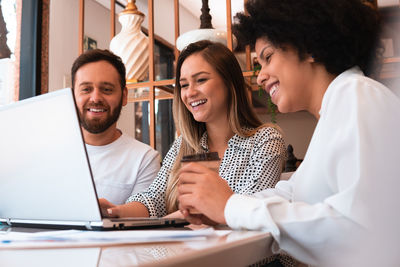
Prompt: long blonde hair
<box><xmin>165</xmin><ymin>40</ymin><xmax>267</xmax><ymax>213</ymax></box>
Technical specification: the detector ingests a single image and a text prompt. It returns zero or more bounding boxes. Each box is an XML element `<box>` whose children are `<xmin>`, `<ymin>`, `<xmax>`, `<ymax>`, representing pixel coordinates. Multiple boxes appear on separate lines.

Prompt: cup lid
<box><xmin>181</xmin><ymin>152</ymin><xmax>220</xmax><ymax>162</ymax></box>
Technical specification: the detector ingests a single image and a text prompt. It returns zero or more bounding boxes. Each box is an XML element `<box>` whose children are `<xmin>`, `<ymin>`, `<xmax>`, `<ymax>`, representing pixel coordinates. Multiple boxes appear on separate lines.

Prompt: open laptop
<box><xmin>0</xmin><ymin>88</ymin><xmax>187</xmax><ymax>230</ymax></box>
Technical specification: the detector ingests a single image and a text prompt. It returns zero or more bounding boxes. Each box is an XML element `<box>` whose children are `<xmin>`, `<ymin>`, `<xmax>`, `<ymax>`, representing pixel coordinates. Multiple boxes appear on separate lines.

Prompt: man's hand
<box><xmin>178</xmin><ymin>162</ymin><xmax>233</xmax><ymax>225</ymax></box>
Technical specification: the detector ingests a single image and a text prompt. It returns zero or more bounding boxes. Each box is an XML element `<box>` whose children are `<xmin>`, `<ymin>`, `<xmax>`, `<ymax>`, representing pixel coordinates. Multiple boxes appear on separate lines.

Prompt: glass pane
<box><xmin>233</xmin><ymin>50</ymin><xmax>259</xmax><ymax>72</ymax></box>
<box><xmin>155</xmin><ymin>42</ymin><xmax>174</xmax><ymax>81</ymax></box>
<box><xmin>128</xmin><ymin>87</ymin><xmax>149</xmax><ymax>102</ymax></box>
<box><xmin>134</xmin><ymin>101</ymin><xmax>150</xmax><ymax>145</ymax></box>
<box><xmin>155</xmin><ymin>86</ymin><xmax>173</xmax><ymax>99</ymax></box>
<box><xmin>127</xmin><ymin>86</ymin><xmax>174</xmax><ymax>102</ymax></box>
<box><xmin>155</xmin><ymin>98</ymin><xmax>176</xmax><ymax>159</ymax></box>
<box><xmin>133</xmin><ymin>98</ymin><xmax>176</xmax><ymax>156</ymax></box>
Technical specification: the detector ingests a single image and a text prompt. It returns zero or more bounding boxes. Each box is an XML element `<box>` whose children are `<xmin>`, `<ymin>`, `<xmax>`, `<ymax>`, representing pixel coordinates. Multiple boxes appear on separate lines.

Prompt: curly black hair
<box><xmin>233</xmin><ymin>0</ymin><xmax>382</xmax><ymax>76</ymax></box>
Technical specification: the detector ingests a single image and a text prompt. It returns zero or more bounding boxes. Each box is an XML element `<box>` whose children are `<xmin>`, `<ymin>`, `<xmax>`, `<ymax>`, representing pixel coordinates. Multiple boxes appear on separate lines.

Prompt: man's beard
<box><xmin>79</xmin><ymin>98</ymin><xmax>123</xmax><ymax>134</ymax></box>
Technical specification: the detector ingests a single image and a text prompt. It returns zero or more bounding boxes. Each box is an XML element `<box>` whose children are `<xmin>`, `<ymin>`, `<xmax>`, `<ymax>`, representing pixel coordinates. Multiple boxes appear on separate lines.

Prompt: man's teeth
<box><xmin>190</xmin><ymin>99</ymin><xmax>207</xmax><ymax>107</ymax></box>
<box><xmin>270</xmin><ymin>84</ymin><xmax>279</xmax><ymax>97</ymax></box>
<box><xmin>89</xmin><ymin>108</ymin><xmax>106</xmax><ymax>112</ymax></box>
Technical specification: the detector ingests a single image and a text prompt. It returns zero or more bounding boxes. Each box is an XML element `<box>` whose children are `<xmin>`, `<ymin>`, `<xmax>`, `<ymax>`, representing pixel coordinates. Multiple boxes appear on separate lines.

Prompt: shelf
<box><xmin>380</xmin><ymin>57</ymin><xmax>400</xmax><ymax>80</ymax></box>
<box><xmin>383</xmin><ymin>57</ymin><xmax>400</xmax><ymax>64</ymax></box>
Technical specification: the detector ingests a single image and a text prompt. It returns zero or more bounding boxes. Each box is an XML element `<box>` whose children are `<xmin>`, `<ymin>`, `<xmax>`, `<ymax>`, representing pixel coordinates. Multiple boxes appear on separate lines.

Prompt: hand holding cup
<box><xmin>180</xmin><ymin>152</ymin><xmax>220</xmax><ymax>214</ymax></box>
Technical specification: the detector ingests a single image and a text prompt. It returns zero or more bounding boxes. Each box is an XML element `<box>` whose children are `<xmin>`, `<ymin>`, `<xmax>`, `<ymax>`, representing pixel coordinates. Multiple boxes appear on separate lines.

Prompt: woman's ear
<box><xmin>307</xmin><ymin>54</ymin><xmax>315</xmax><ymax>63</ymax></box>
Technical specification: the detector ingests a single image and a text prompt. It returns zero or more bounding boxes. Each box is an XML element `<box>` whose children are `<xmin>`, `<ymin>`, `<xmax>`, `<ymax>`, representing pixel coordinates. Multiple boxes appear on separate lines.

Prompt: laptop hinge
<box><xmin>85</xmin><ymin>221</ymin><xmax>93</xmax><ymax>230</ymax></box>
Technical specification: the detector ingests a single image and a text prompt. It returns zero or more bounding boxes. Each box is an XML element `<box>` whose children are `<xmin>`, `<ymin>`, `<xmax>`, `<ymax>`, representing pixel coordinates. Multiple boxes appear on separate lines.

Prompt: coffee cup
<box><xmin>180</xmin><ymin>152</ymin><xmax>221</xmax><ymax>214</ymax></box>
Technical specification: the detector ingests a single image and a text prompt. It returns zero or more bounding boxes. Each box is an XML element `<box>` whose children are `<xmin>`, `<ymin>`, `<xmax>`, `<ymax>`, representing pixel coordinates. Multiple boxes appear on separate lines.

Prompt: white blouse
<box><xmin>224</xmin><ymin>67</ymin><xmax>400</xmax><ymax>266</ymax></box>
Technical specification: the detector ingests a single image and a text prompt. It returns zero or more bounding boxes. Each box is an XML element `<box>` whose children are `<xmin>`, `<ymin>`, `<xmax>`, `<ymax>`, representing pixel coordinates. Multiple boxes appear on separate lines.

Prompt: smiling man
<box><xmin>71</xmin><ymin>49</ymin><xmax>160</xmax><ymax>205</ymax></box>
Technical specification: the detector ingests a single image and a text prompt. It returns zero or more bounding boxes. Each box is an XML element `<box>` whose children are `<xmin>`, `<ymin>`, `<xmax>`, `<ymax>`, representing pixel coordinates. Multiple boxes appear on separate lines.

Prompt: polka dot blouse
<box><xmin>126</xmin><ymin>126</ymin><xmax>286</xmax><ymax>217</ymax></box>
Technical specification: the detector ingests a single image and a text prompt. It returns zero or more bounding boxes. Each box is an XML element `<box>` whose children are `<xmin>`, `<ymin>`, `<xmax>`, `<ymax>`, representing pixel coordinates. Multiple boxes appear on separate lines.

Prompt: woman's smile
<box><xmin>180</xmin><ymin>53</ymin><xmax>228</xmax><ymax>123</ymax></box>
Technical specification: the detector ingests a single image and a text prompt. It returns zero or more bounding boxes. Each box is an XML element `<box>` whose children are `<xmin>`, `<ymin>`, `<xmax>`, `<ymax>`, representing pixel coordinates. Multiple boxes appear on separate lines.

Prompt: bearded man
<box><xmin>71</xmin><ymin>49</ymin><xmax>159</xmax><ymax>205</ymax></box>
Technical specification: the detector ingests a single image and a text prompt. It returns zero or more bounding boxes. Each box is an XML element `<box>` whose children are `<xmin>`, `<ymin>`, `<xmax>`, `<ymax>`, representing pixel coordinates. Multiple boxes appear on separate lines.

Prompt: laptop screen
<box><xmin>0</xmin><ymin>88</ymin><xmax>102</xmax><ymax>223</ymax></box>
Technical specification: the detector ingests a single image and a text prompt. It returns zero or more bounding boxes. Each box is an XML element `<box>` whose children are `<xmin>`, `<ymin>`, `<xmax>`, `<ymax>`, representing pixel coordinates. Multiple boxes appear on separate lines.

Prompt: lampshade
<box><xmin>176</xmin><ymin>0</ymin><xmax>236</xmax><ymax>51</ymax></box>
<box><xmin>176</xmin><ymin>28</ymin><xmax>233</xmax><ymax>51</ymax></box>
<box><xmin>110</xmin><ymin>0</ymin><xmax>148</xmax><ymax>82</ymax></box>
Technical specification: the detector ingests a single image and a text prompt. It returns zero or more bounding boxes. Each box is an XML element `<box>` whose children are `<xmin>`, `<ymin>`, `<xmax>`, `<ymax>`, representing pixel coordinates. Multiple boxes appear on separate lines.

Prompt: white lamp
<box><xmin>110</xmin><ymin>0</ymin><xmax>149</xmax><ymax>82</ymax></box>
<box><xmin>176</xmin><ymin>0</ymin><xmax>236</xmax><ymax>51</ymax></box>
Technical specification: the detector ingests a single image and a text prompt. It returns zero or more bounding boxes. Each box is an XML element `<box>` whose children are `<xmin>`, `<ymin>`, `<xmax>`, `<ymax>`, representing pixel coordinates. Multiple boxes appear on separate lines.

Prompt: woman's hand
<box><xmin>98</xmin><ymin>199</ymin><xmax>150</xmax><ymax>218</ymax></box>
<box><xmin>165</xmin><ymin>210</ymin><xmax>218</xmax><ymax>225</ymax></box>
<box><xmin>178</xmin><ymin>162</ymin><xmax>233</xmax><ymax>225</ymax></box>
<box><xmin>164</xmin><ymin>210</ymin><xmax>184</xmax><ymax>219</ymax></box>
<box><xmin>98</xmin><ymin>198</ymin><xmax>118</xmax><ymax>218</ymax></box>
<box><xmin>180</xmin><ymin>212</ymin><xmax>219</xmax><ymax>226</ymax></box>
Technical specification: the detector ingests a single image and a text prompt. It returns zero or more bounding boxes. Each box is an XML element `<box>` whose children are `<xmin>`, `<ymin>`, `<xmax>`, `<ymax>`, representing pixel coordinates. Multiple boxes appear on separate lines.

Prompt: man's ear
<box><xmin>122</xmin><ymin>87</ymin><xmax>128</xmax><ymax>106</ymax></box>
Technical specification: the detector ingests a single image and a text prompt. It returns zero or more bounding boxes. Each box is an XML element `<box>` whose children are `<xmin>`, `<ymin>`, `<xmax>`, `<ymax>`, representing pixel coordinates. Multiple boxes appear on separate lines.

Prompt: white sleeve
<box><xmin>253</xmin><ymin>179</ymin><xmax>294</xmax><ymax>200</ymax></box>
<box><xmin>129</xmin><ymin>149</ymin><xmax>160</xmax><ymax>196</ymax></box>
<box><xmin>224</xmin><ymin>193</ymin><xmax>363</xmax><ymax>266</ymax></box>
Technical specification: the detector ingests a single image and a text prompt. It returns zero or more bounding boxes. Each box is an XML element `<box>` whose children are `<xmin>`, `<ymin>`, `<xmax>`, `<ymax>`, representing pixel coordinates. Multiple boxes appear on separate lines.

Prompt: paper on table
<box><xmin>0</xmin><ymin>228</ymin><xmax>217</xmax><ymax>249</ymax></box>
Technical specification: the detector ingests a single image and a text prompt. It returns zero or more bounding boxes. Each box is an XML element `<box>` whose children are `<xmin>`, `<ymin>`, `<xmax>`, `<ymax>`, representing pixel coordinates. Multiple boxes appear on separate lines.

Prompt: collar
<box><xmin>319</xmin><ymin>66</ymin><xmax>364</xmax><ymax>117</ymax></box>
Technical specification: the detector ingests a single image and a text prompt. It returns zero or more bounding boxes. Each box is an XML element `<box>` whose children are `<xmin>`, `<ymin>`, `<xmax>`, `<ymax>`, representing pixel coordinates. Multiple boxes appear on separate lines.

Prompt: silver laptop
<box><xmin>0</xmin><ymin>88</ymin><xmax>187</xmax><ymax>230</ymax></box>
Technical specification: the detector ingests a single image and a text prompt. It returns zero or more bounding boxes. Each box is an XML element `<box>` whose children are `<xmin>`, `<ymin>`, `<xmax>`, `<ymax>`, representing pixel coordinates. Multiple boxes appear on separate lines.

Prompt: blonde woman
<box><xmin>99</xmin><ymin>40</ymin><xmax>286</xmax><ymax>218</ymax></box>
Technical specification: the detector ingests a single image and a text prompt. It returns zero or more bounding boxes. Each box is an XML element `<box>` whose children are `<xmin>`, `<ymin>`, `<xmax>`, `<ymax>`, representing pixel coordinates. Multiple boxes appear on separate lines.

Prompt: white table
<box><xmin>0</xmin><ymin>227</ymin><xmax>274</xmax><ymax>267</ymax></box>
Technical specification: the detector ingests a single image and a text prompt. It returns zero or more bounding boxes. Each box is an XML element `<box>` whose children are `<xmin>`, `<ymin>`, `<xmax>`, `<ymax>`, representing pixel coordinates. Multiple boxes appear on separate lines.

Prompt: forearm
<box><xmin>112</xmin><ymin>201</ymin><xmax>150</xmax><ymax>217</ymax></box>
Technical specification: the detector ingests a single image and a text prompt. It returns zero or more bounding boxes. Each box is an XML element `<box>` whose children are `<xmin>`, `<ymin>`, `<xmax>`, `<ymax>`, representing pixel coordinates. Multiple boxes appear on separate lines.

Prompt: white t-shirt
<box><xmin>86</xmin><ymin>133</ymin><xmax>160</xmax><ymax>205</ymax></box>
<box><xmin>224</xmin><ymin>67</ymin><xmax>400</xmax><ymax>266</ymax></box>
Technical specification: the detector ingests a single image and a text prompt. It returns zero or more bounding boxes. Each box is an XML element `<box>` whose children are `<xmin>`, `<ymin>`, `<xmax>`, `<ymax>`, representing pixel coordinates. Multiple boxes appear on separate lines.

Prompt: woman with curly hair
<box><xmin>178</xmin><ymin>0</ymin><xmax>400</xmax><ymax>266</ymax></box>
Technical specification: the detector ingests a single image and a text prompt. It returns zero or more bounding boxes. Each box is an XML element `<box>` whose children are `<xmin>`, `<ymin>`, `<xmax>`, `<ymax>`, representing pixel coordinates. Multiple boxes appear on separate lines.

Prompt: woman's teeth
<box><xmin>270</xmin><ymin>84</ymin><xmax>279</xmax><ymax>97</ymax></box>
<box><xmin>190</xmin><ymin>99</ymin><xmax>207</xmax><ymax>107</ymax></box>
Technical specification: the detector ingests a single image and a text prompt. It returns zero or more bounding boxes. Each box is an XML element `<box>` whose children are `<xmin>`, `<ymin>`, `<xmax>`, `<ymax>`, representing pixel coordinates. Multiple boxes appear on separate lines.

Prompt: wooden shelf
<box><xmin>380</xmin><ymin>57</ymin><xmax>400</xmax><ymax>80</ymax></box>
<box><xmin>383</xmin><ymin>57</ymin><xmax>400</xmax><ymax>64</ymax></box>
